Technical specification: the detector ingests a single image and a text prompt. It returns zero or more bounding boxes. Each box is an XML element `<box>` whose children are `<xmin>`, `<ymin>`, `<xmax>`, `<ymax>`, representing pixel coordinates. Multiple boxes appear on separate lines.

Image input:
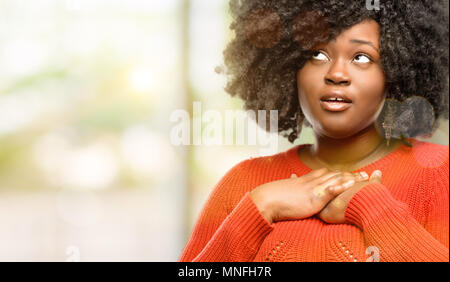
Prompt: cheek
<box><xmin>353</xmin><ymin>71</ymin><xmax>386</xmax><ymax>115</ymax></box>
<box><xmin>297</xmin><ymin>67</ymin><xmax>322</xmax><ymax>116</ymax></box>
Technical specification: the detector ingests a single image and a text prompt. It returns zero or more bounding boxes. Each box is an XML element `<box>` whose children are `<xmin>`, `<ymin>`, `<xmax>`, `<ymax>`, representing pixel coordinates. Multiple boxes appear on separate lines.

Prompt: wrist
<box><xmin>250</xmin><ymin>185</ymin><xmax>275</xmax><ymax>224</ymax></box>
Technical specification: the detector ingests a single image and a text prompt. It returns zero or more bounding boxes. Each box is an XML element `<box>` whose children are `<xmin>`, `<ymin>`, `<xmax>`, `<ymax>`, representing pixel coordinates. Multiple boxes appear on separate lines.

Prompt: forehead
<box><xmin>323</xmin><ymin>19</ymin><xmax>381</xmax><ymax>49</ymax></box>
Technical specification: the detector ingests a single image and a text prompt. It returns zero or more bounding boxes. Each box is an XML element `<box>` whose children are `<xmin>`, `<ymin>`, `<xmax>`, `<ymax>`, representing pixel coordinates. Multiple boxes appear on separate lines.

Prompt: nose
<box><xmin>324</xmin><ymin>60</ymin><xmax>350</xmax><ymax>86</ymax></box>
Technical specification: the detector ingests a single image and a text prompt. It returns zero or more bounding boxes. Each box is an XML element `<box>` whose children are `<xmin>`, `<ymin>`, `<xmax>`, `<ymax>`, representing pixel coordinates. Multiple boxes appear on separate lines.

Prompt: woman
<box><xmin>179</xmin><ymin>0</ymin><xmax>449</xmax><ymax>262</ymax></box>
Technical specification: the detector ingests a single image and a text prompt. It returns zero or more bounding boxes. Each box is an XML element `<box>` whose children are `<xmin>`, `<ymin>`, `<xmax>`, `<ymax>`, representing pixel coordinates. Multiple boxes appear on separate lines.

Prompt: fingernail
<box><xmin>290</xmin><ymin>173</ymin><xmax>297</xmax><ymax>178</ymax></box>
<box><xmin>342</xmin><ymin>179</ymin><xmax>355</xmax><ymax>188</ymax></box>
<box><xmin>372</xmin><ymin>170</ymin><xmax>382</xmax><ymax>178</ymax></box>
<box><xmin>360</xmin><ymin>171</ymin><xmax>369</xmax><ymax>180</ymax></box>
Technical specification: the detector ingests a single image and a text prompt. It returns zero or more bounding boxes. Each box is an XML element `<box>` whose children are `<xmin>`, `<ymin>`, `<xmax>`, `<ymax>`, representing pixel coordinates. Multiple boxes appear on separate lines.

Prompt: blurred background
<box><xmin>0</xmin><ymin>0</ymin><xmax>448</xmax><ymax>261</ymax></box>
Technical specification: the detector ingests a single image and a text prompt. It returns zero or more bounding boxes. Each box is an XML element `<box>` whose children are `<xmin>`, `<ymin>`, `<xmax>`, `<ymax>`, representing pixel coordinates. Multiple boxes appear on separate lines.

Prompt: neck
<box><xmin>310</xmin><ymin>124</ymin><xmax>385</xmax><ymax>170</ymax></box>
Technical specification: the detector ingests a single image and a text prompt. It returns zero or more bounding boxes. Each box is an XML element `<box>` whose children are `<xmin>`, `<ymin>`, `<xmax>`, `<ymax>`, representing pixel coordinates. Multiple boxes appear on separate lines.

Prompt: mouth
<box><xmin>319</xmin><ymin>93</ymin><xmax>353</xmax><ymax>112</ymax></box>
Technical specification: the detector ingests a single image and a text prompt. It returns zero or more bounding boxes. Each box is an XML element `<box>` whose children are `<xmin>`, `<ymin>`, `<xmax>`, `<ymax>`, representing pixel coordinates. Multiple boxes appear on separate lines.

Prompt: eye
<box><xmin>311</xmin><ymin>51</ymin><xmax>329</xmax><ymax>61</ymax></box>
<box><xmin>353</xmin><ymin>54</ymin><xmax>372</xmax><ymax>63</ymax></box>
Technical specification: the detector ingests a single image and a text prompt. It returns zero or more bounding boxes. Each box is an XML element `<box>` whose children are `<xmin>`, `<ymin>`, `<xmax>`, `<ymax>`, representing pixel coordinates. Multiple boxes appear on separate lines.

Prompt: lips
<box><xmin>319</xmin><ymin>92</ymin><xmax>353</xmax><ymax>112</ymax></box>
<box><xmin>320</xmin><ymin>92</ymin><xmax>352</xmax><ymax>103</ymax></box>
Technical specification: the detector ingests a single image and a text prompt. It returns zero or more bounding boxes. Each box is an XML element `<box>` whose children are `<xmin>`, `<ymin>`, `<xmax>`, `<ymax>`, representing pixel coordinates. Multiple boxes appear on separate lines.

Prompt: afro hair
<box><xmin>222</xmin><ymin>0</ymin><xmax>449</xmax><ymax>143</ymax></box>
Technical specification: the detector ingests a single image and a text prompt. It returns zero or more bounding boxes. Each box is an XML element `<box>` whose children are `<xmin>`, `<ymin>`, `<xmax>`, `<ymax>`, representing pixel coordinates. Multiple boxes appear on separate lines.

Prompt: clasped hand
<box><xmin>250</xmin><ymin>168</ymin><xmax>383</xmax><ymax>225</ymax></box>
<box><xmin>315</xmin><ymin>170</ymin><xmax>382</xmax><ymax>224</ymax></box>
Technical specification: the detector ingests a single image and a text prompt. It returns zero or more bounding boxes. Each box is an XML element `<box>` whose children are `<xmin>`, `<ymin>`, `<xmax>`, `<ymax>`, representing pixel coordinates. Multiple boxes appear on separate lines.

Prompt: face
<box><xmin>297</xmin><ymin>19</ymin><xmax>386</xmax><ymax>139</ymax></box>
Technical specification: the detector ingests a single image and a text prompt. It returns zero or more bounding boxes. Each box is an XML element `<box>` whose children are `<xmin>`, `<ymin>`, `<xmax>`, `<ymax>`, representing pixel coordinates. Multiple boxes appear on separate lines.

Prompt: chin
<box><xmin>323</xmin><ymin>132</ymin><xmax>356</xmax><ymax>140</ymax></box>
<box><xmin>316</xmin><ymin>124</ymin><xmax>357</xmax><ymax>139</ymax></box>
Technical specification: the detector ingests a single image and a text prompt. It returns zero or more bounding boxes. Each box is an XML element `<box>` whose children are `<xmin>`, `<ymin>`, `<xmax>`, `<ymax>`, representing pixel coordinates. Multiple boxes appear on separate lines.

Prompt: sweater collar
<box><xmin>284</xmin><ymin>138</ymin><xmax>415</xmax><ymax>174</ymax></box>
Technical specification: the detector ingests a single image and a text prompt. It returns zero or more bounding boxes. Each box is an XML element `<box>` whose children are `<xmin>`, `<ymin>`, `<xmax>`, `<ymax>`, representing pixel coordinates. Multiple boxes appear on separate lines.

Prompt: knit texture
<box><xmin>179</xmin><ymin>139</ymin><xmax>449</xmax><ymax>262</ymax></box>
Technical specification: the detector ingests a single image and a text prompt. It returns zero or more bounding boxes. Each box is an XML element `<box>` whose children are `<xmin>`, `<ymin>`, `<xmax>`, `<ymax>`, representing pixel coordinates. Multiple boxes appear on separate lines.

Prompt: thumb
<box><xmin>369</xmin><ymin>170</ymin><xmax>382</xmax><ymax>183</ymax></box>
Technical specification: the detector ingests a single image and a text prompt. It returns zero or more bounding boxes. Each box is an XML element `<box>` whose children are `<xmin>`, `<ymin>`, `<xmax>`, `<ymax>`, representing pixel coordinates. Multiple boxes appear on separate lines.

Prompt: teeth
<box><xmin>326</xmin><ymin>98</ymin><xmax>345</xmax><ymax>102</ymax></box>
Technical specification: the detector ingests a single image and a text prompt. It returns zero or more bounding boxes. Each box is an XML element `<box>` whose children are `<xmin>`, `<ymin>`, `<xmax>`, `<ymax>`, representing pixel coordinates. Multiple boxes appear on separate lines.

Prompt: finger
<box><xmin>369</xmin><ymin>170</ymin><xmax>382</xmax><ymax>183</ymax></box>
<box><xmin>326</xmin><ymin>179</ymin><xmax>356</xmax><ymax>196</ymax></box>
<box><xmin>290</xmin><ymin>173</ymin><xmax>297</xmax><ymax>178</ymax></box>
<box><xmin>318</xmin><ymin>170</ymin><xmax>361</xmax><ymax>187</ymax></box>
<box><xmin>302</xmin><ymin>167</ymin><xmax>330</xmax><ymax>182</ymax></box>
<box><xmin>316</xmin><ymin>171</ymin><xmax>344</xmax><ymax>184</ymax></box>
<box><xmin>312</xmin><ymin>172</ymin><xmax>355</xmax><ymax>199</ymax></box>
<box><xmin>313</xmin><ymin>177</ymin><xmax>355</xmax><ymax>200</ymax></box>
<box><xmin>352</xmin><ymin>171</ymin><xmax>369</xmax><ymax>182</ymax></box>
<box><xmin>359</xmin><ymin>171</ymin><xmax>369</xmax><ymax>181</ymax></box>
<box><xmin>311</xmin><ymin>174</ymin><xmax>342</xmax><ymax>198</ymax></box>
<box><xmin>343</xmin><ymin>171</ymin><xmax>365</xmax><ymax>181</ymax></box>
<box><xmin>318</xmin><ymin>173</ymin><xmax>345</xmax><ymax>186</ymax></box>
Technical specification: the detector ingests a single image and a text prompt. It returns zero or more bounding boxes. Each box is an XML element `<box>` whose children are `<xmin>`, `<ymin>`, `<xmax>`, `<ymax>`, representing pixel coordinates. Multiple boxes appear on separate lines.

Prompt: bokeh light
<box><xmin>0</xmin><ymin>0</ymin><xmax>447</xmax><ymax>262</ymax></box>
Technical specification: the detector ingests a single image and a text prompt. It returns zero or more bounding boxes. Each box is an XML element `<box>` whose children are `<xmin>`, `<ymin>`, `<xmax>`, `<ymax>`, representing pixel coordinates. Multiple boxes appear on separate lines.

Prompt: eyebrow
<box><xmin>349</xmin><ymin>39</ymin><xmax>379</xmax><ymax>53</ymax></box>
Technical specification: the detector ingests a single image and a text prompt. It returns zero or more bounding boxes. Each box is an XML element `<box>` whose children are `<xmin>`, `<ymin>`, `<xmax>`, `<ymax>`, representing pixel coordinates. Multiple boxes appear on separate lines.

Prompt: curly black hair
<box><xmin>221</xmin><ymin>0</ymin><xmax>449</xmax><ymax>143</ymax></box>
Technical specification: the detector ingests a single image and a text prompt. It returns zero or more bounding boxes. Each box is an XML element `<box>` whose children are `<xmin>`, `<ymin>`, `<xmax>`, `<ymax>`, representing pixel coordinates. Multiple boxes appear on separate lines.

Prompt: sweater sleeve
<box><xmin>344</xmin><ymin>160</ymin><xmax>449</xmax><ymax>262</ymax></box>
<box><xmin>178</xmin><ymin>160</ymin><xmax>274</xmax><ymax>262</ymax></box>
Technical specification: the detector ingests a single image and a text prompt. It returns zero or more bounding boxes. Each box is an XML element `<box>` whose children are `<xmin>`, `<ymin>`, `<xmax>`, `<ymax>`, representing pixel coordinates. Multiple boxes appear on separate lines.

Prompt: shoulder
<box><xmin>410</xmin><ymin>139</ymin><xmax>448</xmax><ymax>154</ymax></box>
<box><xmin>221</xmin><ymin>149</ymin><xmax>290</xmax><ymax>184</ymax></box>
<box><xmin>408</xmin><ymin>140</ymin><xmax>449</xmax><ymax>200</ymax></box>
<box><xmin>214</xmin><ymin>149</ymin><xmax>294</xmax><ymax>209</ymax></box>
<box><xmin>409</xmin><ymin>139</ymin><xmax>449</xmax><ymax>170</ymax></box>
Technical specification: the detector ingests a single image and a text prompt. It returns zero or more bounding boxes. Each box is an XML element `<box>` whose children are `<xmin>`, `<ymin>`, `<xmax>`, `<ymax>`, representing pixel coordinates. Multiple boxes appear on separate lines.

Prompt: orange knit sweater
<box><xmin>179</xmin><ymin>139</ymin><xmax>449</xmax><ymax>262</ymax></box>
